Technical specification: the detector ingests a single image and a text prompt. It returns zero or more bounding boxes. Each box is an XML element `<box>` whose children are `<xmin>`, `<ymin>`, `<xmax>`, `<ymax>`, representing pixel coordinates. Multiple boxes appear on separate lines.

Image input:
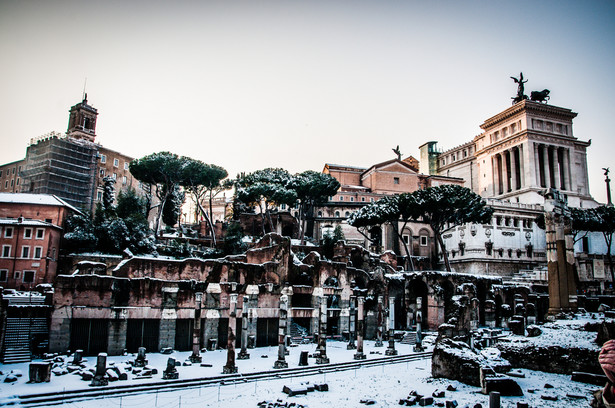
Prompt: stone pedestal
<box><xmin>414</xmin><ymin>297</ymin><xmax>424</xmax><ymax>352</ymax></box>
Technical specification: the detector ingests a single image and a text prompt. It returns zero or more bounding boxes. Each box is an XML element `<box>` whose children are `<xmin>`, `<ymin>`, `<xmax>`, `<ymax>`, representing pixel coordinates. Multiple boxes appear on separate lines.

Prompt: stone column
<box><xmin>562</xmin><ymin>148</ymin><xmax>571</xmax><ymax>191</ymax></box>
<box><xmin>385</xmin><ymin>296</ymin><xmax>398</xmax><ymax>355</ymax></box>
<box><xmin>347</xmin><ymin>295</ymin><xmax>356</xmax><ymax>350</ymax></box>
<box><xmin>545</xmin><ymin>191</ymin><xmax>576</xmax><ymax>316</ymax></box>
<box><xmin>375</xmin><ymin>296</ymin><xmax>384</xmax><ymax>347</ymax></box>
<box><xmin>274</xmin><ymin>294</ymin><xmax>289</xmax><ymax>368</ymax></box>
<box><xmin>238</xmin><ymin>296</ymin><xmax>250</xmax><ymax>360</ymax></box>
<box><xmin>510</xmin><ymin>148</ymin><xmax>517</xmax><ymax>191</ymax></box>
<box><xmin>518</xmin><ymin>145</ymin><xmax>526</xmax><ymax>188</ymax></box>
<box><xmin>502</xmin><ymin>151</ymin><xmax>509</xmax><ymax>193</ymax></box>
<box><xmin>316</xmin><ymin>295</ymin><xmax>330</xmax><ymax>364</ymax></box>
<box><xmin>534</xmin><ymin>143</ymin><xmax>541</xmax><ymax>187</ymax></box>
<box><xmin>90</xmin><ymin>353</ymin><xmax>108</xmax><ymax>386</ymax></box>
<box><xmin>223</xmin><ymin>294</ymin><xmax>238</xmax><ymax>374</ymax></box>
<box><xmin>414</xmin><ymin>297</ymin><xmax>424</xmax><ymax>352</ymax></box>
<box><xmin>542</xmin><ymin>145</ymin><xmax>551</xmax><ymax>188</ymax></box>
<box><xmin>470</xmin><ymin>298</ymin><xmax>480</xmax><ymax>331</ymax></box>
<box><xmin>553</xmin><ymin>147</ymin><xmax>561</xmax><ymax>190</ymax></box>
<box><xmin>354</xmin><ymin>296</ymin><xmax>366</xmax><ymax>359</ymax></box>
<box><xmin>492</xmin><ymin>156</ymin><xmax>500</xmax><ymax>196</ymax></box>
<box><xmin>190</xmin><ymin>292</ymin><xmax>203</xmax><ymax>363</ymax></box>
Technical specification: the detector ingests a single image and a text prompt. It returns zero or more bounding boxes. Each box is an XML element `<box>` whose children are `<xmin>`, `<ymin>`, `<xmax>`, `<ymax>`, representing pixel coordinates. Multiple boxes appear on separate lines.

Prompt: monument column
<box><xmin>562</xmin><ymin>148</ymin><xmax>571</xmax><ymax>191</ymax></box>
<box><xmin>354</xmin><ymin>297</ymin><xmax>366</xmax><ymax>360</ymax></box>
<box><xmin>553</xmin><ymin>147</ymin><xmax>561</xmax><ymax>190</ymax></box>
<box><xmin>518</xmin><ymin>145</ymin><xmax>526</xmax><ymax>188</ymax></box>
<box><xmin>533</xmin><ymin>143</ymin><xmax>541</xmax><ymax>187</ymax></box>
<box><xmin>492</xmin><ymin>156</ymin><xmax>500</xmax><ymax>196</ymax></box>
<box><xmin>542</xmin><ymin>145</ymin><xmax>551</xmax><ymax>188</ymax></box>
<box><xmin>501</xmin><ymin>151</ymin><xmax>509</xmax><ymax>193</ymax></box>
<box><xmin>510</xmin><ymin>148</ymin><xmax>517</xmax><ymax>191</ymax></box>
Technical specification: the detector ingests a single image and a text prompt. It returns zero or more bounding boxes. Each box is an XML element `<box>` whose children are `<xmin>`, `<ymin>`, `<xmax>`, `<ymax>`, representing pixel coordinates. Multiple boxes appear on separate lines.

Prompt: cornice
<box><xmin>480</xmin><ymin>100</ymin><xmax>577</xmax><ymax>131</ymax></box>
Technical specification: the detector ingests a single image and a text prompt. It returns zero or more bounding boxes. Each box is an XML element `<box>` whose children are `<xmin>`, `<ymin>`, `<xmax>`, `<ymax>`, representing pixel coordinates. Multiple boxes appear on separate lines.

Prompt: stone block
<box><xmin>28</xmin><ymin>362</ymin><xmax>51</xmax><ymax>383</ymax></box>
<box><xmin>482</xmin><ymin>377</ymin><xmax>523</xmax><ymax>396</ymax></box>
<box><xmin>419</xmin><ymin>396</ymin><xmax>433</xmax><ymax>406</ymax></box>
<box><xmin>283</xmin><ymin>385</ymin><xmax>308</xmax><ymax>396</ymax></box>
<box><xmin>314</xmin><ymin>383</ymin><xmax>329</xmax><ymax>391</ymax></box>
<box><xmin>571</xmin><ymin>371</ymin><xmax>607</xmax><ymax>386</ymax></box>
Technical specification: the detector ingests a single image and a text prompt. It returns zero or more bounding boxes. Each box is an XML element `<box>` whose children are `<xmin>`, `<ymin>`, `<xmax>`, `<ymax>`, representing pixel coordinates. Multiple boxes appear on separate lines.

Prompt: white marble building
<box><xmin>419</xmin><ymin>99</ymin><xmax>612</xmax><ymax>289</ymax></box>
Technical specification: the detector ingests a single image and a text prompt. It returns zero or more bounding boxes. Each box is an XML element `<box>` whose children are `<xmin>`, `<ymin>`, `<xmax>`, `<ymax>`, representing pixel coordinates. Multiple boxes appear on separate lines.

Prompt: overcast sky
<box><xmin>1</xmin><ymin>0</ymin><xmax>614</xmax><ymax>203</ymax></box>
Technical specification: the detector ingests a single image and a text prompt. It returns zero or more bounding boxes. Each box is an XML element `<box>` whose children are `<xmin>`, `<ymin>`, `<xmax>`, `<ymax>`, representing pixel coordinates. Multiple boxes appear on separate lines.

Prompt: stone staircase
<box><xmin>2</xmin><ymin>317</ymin><xmax>48</xmax><ymax>364</ymax></box>
<box><xmin>400</xmin><ymin>331</ymin><xmax>417</xmax><ymax>345</ymax></box>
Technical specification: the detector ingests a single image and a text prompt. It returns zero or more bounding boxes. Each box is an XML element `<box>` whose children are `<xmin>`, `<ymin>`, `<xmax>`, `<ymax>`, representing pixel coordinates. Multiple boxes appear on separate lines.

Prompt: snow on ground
<box><xmin>0</xmin><ymin>334</ymin><xmax>601</xmax><ymax>408</ymax></box>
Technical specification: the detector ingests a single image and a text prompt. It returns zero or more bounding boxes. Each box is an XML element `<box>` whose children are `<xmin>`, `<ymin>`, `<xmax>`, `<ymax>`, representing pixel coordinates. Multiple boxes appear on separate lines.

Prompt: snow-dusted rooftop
<box><xmin>0</xmin><ymin>193</ymin><xmax>80</xmax><ymax>213</ymax></box>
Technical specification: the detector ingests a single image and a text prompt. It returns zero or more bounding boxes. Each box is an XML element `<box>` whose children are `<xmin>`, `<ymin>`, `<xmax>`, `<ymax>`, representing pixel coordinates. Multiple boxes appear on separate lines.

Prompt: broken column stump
<box><xmin>162</xmin><ymin>357</ymin><xmax>179</xmax><ymax>380</ymax></box>
<box><xmin>90</xmin><ymin>353</ymin><xmax>109</xmax><ymax>386</ymax></box>
<box><xmin>134</xmin><ymin>347</ymin><xmax>148</xmax><ymax>367</ymax></box>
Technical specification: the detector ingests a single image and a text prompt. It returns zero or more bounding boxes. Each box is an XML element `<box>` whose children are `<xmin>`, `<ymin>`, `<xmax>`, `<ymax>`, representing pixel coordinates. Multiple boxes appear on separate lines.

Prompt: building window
<box><xmin>420</xmin><ymin>236</ymin><xmax>428</xmax><ymax>246</ymax></box>
<box><xmin>335</xmin><ymin>211</ymin><xmax>340</xmax><ymax>218</ymax></box>
<box><xmin>403</xmin><ymin>235</ymin><xmax>410</xmax><ymax>244</ymax></box>
<box><xmin>124</xmin><ymin>163</ymin><xmax>129</xmax><ymax>170</ymax></box>
<box><xmin>2</xmin><ymin>245</ymin><xmax>10</xmax><ymax>257</ymax></box>
<box><xmin>100</xmin><ymin>169</ymin><xmax>105</xmax><ymax>176</ymax></box>
<box><xmin>10</xmin><ymin>179</ymin><xmax>13</xmax><ymax>187</ymax></box>
<box><xmin>23</xmin><ymin>270</ymin><xmax>35</xmax><ymax>283</ymax></box>
<box><xmin>36</xmin><ymin>228</ymin><xmax>44</xmax><ymax>239</ymax></box>
<box><xmin>350</xmin><ymin>197</ymin><xmax>354</xmax><ymax>202</ymax></box>
<box><xmin>97</xmin><ymin>191</ymin><xmax>103</xmax><ymax>201</ymax></box>
<box><xmin>52</xmin><ymin>248</ymin><xmax>56</xmax><ymax>260</ymax></box>
<box><xmin>112</xmin><ymin>173</ymin><xmax>117</xmax><ymax>180</ymax></box>
<box><xmin>16</xmin><ymin>178</ymin><xmax>19</xmax><ymax>185</ymax></box>
<box><xmin>12</xmin><ymin>167</ymin><xmax>15</xmax><ymax>175</ymax></box>
<box><xmin>317</xmin><ymin>211</ymin><xmax>322</xmax><ymax>217</ymax></box>
<box><xmin>280</xmin><ymin>204</ymin><xmax>286</xmax><ymax>210</ymax></box>
<box><xmin>0</xmin><ymin>170</ymin><xmax>2</xmax><ymax>177</ymax></box>
<box><xmin>114</xmin><ymin>158</ymin><xmax>119</xmax><ymax>167</ymax></box>
<box><xmin>339</xmin><ymin>196</ymin><xmax>343</xmax><ymax>201</ymax></box>
<box><xmin>23</xmin><ymin>228</ymin><xmax>32</xmax><ymax>239</ymax></box>
<box><xmin>34</xmin><ymin>246</ymin><xmax>43</xmax><ymax>259</ymax></box>
<box><xmin>0</xmin><ymin>270</ymin><xmax>7</xmax><ymax>282</ymax></box>
<box><xmin>21</xmin><ymin>246</ymin><xmax>30</xmax><ymax>259</ymax></box>
<box><xmin>345</xmin><ymin>211</ymin><xmax>350</xmax><ymax>217</ymax></box>
<box><xmin>5</xmin><ymin>227</ymin><xmax>13</xmax><ymax>238</ymax></box>
<box><xmin>122</xmin><ymin>176</ymin><xmax>127</xmax><ymax>184</ymax></box>
<box><xmin>394</xmin><ymin>177</ymin><xmax>400</xmax><ymax>184</ymax></box>
<box><xmin>4</xmin><ymin>181</ymin><xmax>8</xmax><ymax>188</ymax></box>
<box><xmin>361</xmin><ymin>197</ymin><xmax>365</xmax><ymax>202</ymax></box>
<box><xmin>100</xmin><ymin>154</ymin><xmax>106</xmax><ymax>163</ymax></box>
<box><xmin>370</xmin><ymin>198</ymin><xmax>375</xmax><ymax>202</ymax></box>
<box><xmin>14</xmin><ymin>271</ymin><xmax>20</xmax><ymax>280</ymax></box>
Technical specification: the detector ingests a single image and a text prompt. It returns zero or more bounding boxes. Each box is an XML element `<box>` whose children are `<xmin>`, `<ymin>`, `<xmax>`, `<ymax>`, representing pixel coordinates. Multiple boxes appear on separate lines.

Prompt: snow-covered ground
<box><xmin>0</xmin><ymin>334</ymin><xmax>601</xmax><ymax>408</ymax></box>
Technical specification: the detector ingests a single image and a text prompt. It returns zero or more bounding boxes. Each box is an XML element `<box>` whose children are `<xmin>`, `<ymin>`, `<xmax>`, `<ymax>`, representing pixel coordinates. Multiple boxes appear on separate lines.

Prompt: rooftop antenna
<box><xmin>82</xmin><ymin>78</ymin><xmax>87</xmax><ymax>102</ymax></box>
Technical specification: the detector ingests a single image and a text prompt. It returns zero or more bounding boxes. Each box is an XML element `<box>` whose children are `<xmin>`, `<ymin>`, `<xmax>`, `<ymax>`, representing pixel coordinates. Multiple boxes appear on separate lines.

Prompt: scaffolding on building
<box><xmin>20</xmin><ymin>134</ymin><xmax>98</xmax><ymax>211</ymax></box>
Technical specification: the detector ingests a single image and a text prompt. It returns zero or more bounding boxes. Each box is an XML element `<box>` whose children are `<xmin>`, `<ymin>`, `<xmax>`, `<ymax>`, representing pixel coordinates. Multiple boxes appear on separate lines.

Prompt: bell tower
<box><xmin>67</xmin><ymin>94</ymin><xmax>98</xmax><ymax>142</ymax></box>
